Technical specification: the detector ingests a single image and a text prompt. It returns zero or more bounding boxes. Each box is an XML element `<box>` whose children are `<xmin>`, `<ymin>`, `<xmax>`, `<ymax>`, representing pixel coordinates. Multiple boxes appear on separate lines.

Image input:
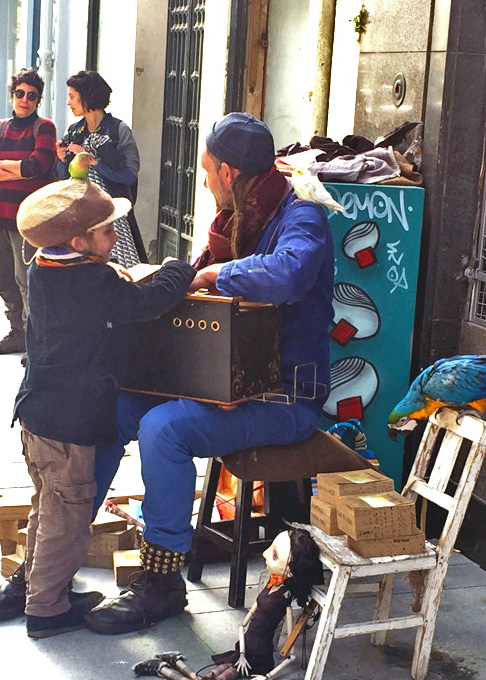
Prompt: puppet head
<box><xmin>263</xmin><ymin>528</ymin><xmax>322</xmax><ymax>607</ymax></box>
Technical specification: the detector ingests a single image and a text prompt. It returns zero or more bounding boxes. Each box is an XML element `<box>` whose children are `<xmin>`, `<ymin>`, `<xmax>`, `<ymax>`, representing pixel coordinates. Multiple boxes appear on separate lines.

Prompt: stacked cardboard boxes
<box><xmin>311</xmin><ymin>470</ymin><xmax>425</xmax><ymax>557</ymax></box>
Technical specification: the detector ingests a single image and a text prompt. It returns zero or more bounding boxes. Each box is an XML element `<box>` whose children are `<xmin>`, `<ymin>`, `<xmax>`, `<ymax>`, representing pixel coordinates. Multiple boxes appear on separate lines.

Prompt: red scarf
<box><xmin>266</xmin><ymin>574</ymin><xmax>286</xmax><ymax>588</ymax></box>
<box><xmin>194</xmin><ymin>166</ymin><xmax>290</xmax><ymax>271</ymax></box>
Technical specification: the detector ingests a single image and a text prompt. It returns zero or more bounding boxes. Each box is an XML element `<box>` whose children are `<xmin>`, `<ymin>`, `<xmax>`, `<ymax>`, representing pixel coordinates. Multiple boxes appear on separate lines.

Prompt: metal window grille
<box><xmin>158</xmin><ymin>0</ymin><xmax>205</xmax><ymax>263</ymax></box>
<box><xmin>468</xmin><ymin>173</ymin><xmax>486</xmax><ymax>326</ymax></box>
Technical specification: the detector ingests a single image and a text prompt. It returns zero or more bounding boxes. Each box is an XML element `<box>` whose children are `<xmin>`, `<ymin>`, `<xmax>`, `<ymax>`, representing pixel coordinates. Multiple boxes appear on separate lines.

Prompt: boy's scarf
<box><xmin>36</xmin><ymin>246</ymin><xmax>105</xmax><ymax>267</ymax></box>
<box><xmin>195</xmin><ymin>166</ymin><xmax>290</xmax><ymax>271</ymax></box>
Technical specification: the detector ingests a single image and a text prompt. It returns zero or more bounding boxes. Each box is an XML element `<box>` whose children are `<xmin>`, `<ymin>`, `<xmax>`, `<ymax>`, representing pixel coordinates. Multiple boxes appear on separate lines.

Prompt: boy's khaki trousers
<box><xmin>21</xmin><ymin>427</ymin><xmax>96</xmax><ymax>617</ymax></box>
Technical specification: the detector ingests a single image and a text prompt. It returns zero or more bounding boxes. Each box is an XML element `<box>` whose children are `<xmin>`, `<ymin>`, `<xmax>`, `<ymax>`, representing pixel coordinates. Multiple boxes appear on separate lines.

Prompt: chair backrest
<box><xmin>402</xmin><ymin>408</ymin><xmax>486</xmax><ymax>556</ymax></box>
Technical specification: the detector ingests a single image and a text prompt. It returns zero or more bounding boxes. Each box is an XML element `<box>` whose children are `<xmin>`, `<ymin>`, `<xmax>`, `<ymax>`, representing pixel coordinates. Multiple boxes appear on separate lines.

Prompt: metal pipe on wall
<box><xmin>312</xmin><ymin>0</ymin><xmax>337</xmax><ymax>137</ymax></box>
<box><xmin>37</xmin><ymin>0</ymin><xmax>55</xmax><ymax>119</ymax></box>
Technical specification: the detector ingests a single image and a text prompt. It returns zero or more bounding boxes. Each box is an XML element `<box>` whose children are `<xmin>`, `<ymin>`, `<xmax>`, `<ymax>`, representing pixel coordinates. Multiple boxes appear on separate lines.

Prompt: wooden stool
<box><xmin>187</xmin><ymin>429</ymin><xmax>373</xmax><ymax>607</ymax></box>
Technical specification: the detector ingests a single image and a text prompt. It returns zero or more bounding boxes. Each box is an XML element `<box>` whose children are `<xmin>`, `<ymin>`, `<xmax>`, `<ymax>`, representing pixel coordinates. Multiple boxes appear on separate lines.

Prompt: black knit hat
<box><xmin>206</xmin><ymin>112</ymin><xmax>275</xmax><ymax>176</ymax></box>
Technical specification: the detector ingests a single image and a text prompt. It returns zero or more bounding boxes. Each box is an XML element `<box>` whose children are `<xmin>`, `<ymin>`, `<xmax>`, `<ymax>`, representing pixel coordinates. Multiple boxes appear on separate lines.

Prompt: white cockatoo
<box><xmin>291</xmin><ymin>166</ymin><xmax>344</xmax><ymax>213</ymax></box>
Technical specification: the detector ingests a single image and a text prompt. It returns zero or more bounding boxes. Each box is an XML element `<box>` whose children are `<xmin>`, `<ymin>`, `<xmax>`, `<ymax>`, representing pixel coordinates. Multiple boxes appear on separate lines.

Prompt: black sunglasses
<box><xmin>14</xmin><ymin>89</ymin><xmax>39</xmax><ymax>101</ymax></box>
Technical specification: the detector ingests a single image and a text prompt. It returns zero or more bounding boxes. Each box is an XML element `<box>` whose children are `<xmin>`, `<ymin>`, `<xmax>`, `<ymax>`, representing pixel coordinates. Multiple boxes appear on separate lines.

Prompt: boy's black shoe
<box><xmin>0</xmin><ymin>329</ymin><xmax>26</xmax><ymax>354</ymax></box>
<box><xmin>0</xmin><ymin>562</ymin><xmax>26</xmax><ymax>621</ymax></box>
<box><xmin>26</xmin><ymin>591</ymin><xmax>105</xmax><ymax>639</ymax></box>
<box><xmin>0</xmin><ymin>561</ymin><xmax>103</xmax><ymax>622</ymax></box>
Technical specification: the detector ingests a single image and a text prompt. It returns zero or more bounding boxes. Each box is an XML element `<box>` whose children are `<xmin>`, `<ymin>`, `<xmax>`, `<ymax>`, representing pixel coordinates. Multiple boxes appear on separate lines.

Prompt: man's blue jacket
<box><xmin>217</xmin><ymin>191</ymin><xmax>334</xmax><ymax>399</ymax></box>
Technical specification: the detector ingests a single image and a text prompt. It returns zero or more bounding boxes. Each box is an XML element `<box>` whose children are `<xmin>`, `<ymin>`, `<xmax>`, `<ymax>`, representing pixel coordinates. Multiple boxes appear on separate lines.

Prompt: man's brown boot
<box><xmin>84</xmin><ymin>538</ymin><xmax>187</xmax><ymax>634</ymax></box>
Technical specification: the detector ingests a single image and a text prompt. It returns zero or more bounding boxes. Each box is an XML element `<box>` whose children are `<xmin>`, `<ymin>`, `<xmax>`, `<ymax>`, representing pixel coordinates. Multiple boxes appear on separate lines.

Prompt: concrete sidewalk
<box><xmin>1</xmin><ymin>310</ymin><xmax>485</xmax><ymax>680</ymax></box>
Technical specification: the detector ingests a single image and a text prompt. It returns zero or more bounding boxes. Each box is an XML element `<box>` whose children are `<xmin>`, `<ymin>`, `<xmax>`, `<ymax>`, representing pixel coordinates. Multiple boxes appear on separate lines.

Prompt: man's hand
<box><xmin>189</xmin><ymin>263</ymin><xmax>225</xmax><ymax>293</ymax></box>
<box><xmin>107</xmin><ymin>261</ymin><xmax>133</xmax><ymax>281</ymax></box>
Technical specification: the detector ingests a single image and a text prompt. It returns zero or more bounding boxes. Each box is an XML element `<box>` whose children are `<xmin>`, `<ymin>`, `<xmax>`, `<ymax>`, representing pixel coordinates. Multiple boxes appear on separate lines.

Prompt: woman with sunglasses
<box><xmin>56</xmin><ymin>70</ymin><xmax>146</xmax><ymax>268</ymax></box>
<box><xmin>0</xmin><ymin>68</ymin><xmax>56</xmax><ymax>359</ymax></box>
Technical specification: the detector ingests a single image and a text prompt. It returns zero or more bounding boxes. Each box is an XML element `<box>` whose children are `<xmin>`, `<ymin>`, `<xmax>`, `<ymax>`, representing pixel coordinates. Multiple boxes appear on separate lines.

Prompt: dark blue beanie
<box><xmin>206</xmin><ymin>112</ymin><xmax>275</xmax><ymax>177</ymax></box>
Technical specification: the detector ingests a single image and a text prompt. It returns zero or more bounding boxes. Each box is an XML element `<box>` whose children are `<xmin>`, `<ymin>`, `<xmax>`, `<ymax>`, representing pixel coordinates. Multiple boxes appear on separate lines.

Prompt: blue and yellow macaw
<box><xmin>387</xmin><ymin>355</ymin><xmax>486</xmax><ymax>438</ymax></box>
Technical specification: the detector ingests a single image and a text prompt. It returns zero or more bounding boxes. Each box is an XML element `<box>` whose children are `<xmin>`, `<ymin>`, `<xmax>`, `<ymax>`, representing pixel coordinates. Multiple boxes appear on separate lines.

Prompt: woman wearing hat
<box><xmin>56</xmin><ymin>70</ymin><xmax>146</xmax><ymax>268</ymax></box>
<box><xmin>0</xmin><ymin>68</ymin><xmax>56</xmax><ymax>357</ymax></box>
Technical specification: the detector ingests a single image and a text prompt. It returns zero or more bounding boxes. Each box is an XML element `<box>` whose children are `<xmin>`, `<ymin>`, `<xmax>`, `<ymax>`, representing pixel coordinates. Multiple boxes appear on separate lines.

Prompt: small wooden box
<box><xmin>1</xmin><ymin>553</ymin><xmax>23</xmax><ymax>577</ymax></box>
<box><xmin>90</xmin><ymin>526</ymin><xmax>136</xmax><ymax>554</ymax></box>
<box><xmin>0</xmin><ymin>520</ymin><xmax>24</xmax><ymax>542</ymax></box>
<box><xmin>91</xmin><ymin>509</ymin><xmax>127</xmax><ymax>535</ymax></box>
<box><xmin>347</xmin><ymin>528</ymin><xmax>426</xmax><ymax>558</ymax></box>
<box><xmin>317</xmin><ymin>469</ymin><xmax>394</xmax><ymax>506</ymax></box>
<box><xmin>123</xmin><ymin>294</ymin><xmax>281</xmax><ymax>404</ymax></box>
<box><xmin>336</xmin><ymin>491</ymin><xmax>416</xmax><ymax>540</ymax></box>
<box><xmin>113</xmin><ymin>549</ymin><xmax>141</xmax><ymax>586</ymax></box>
<box><xmin>310</xmin><ymin>496</ymin><xmax>342</xmax><ymax>535</ymax></box>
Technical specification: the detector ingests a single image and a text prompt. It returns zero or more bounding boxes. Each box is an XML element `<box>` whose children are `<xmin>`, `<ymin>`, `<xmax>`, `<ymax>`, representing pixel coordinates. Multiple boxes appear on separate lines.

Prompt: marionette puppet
<box><xmin>133</xmin><ymin>527</ymin><xmax>323</xmax><ymax>680</ymax></box>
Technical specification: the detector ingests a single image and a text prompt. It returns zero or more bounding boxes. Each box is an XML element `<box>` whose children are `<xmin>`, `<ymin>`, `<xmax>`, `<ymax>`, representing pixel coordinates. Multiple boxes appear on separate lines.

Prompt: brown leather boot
<box><xmin>84</xmin><ymin>539</ymin><xmax>187</xmax><ymax>634</ymax></box>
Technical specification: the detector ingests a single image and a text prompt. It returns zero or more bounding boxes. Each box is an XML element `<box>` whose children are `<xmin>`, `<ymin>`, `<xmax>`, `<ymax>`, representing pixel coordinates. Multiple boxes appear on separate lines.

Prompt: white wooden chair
<box><xmin>299</xmin><ymin>407</ymin><xmax>486</xmax><ymax>680</ymax></box>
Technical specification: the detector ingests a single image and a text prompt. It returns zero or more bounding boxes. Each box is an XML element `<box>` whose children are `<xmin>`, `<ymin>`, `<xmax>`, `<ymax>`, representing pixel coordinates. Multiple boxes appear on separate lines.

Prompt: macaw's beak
<box><xmin>388</xmin><ymin>419</ymin><xmax>418</xmax><ymax>440</ymax></box>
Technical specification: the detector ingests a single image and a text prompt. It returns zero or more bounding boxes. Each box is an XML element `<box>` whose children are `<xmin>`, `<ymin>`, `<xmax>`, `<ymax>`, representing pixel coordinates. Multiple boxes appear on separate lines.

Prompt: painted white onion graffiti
<box><xmin>342</xmin><ymin>220</ymin><xmax>380</xmax><ymax>259</ymax></box>
<box><xmin>333</xmin><ymin>282</ymin><xmax>381</xmax><ymax>339</ymax></box>
<box><xmin>323</xmin><ymin>356</ymin><xmax>379</xmax><ymax>418</ymax></box>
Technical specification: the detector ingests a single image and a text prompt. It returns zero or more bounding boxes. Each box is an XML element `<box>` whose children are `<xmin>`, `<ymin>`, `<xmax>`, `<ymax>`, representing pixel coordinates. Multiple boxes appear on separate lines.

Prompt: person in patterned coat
<box><xmin>56</xmin><ymin>70</ymin><xmax>147</xmax><ymax>268</ymax></box>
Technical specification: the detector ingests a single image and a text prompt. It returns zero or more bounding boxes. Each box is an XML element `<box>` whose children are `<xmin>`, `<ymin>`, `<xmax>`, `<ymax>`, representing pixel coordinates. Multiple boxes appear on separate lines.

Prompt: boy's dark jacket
<box><xmin>13</xmin><ymin>259</ymin><xmax>195</xmax><ymax>446</ymax></box>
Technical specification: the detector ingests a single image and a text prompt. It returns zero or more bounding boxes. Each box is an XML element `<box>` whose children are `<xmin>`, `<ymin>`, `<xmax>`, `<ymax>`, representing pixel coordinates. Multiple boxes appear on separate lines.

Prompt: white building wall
<box><xmin>191</xmin><ymin>0</ymin><xmax>231</xmax><ymax>259</ymax></box>
<box><xmin>326</xmin><ymin>0</ymin><xmax>362</xmax><ymax>142</ymax></box>
<box><xmin>263</xmin><ymin>0</ymin><xmax>311</xmax><ymax>150</ymax></box>
<box><xmin>131</xmin><ymin>0</ymin><xmax>169</xmax><ymax>259</ymax></box>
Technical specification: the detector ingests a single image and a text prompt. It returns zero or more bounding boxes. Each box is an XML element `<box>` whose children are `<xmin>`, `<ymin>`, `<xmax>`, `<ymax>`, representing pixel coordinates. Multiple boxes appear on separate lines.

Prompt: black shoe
<box><xmin>26</xmin><ymin>592</ymin><xmax>99</xmax><ymax>639</ymax></box>
<box><xmin>0</xmin><ymin>329</ymin><xmax>25</xmax><ymax>354</ymax></box>
<box><xmin>0</xmin><ymin>563</ymin><xmax>26</xmax><ymax>621</ymax></box>
<box><xmin>0</xmin><ymin>560</ymin><xmax>100</xmax><ymax>622</ymax></box>
<box><xmin>20</xmin><ymin>352</ymin><xmax>27</xmax><ymax>367</ymax></box>
<box><xmin>85</xmin><ymin>569</ymin><xmax>187</xmax><ymax>635</ymax></box>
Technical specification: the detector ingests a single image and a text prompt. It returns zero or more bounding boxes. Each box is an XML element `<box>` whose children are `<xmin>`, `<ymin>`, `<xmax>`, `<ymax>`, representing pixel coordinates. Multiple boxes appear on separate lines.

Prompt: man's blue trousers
<box><xmin>94</xmin><ymin>392</ymin><xmax>321</xmax><ymax>553</ymax></box>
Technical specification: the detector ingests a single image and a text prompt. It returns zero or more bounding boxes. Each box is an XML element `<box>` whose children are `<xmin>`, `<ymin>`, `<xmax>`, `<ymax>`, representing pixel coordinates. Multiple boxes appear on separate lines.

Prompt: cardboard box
<box><xmin>336</xmin><ymin>491</ymin><xmax>416</xmax><ymax>540</ymax></box>
<box><xmin>90</xmin><ymin>526</ymin><xmax>136</xmax><ymax>554</ymax></box>
<box><xmin>347</xmin><ymin>528</ymin><xmax>426</xmax><ymax>558</ymax></box>
<box><xmin>317</xmin><ymin>469</ymin><xmax>394</xmax><ymax>506</ymax></box>
<box><xmin>113</xmin><ymin>549</ymin><xmax>141</xmax><ymax>586</ymax></box>
<box><xmin>310</xmin><ymin>496</ymin><xmax>343</xmax><ymax>535</ymax></box>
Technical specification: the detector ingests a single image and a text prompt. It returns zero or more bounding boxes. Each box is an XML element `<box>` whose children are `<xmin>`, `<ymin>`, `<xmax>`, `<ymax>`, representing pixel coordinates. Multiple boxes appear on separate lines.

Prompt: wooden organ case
<box><xmin>123</xmin><ymin>294</ymin><xmax>281</xmax><ymax>404</ymax></box>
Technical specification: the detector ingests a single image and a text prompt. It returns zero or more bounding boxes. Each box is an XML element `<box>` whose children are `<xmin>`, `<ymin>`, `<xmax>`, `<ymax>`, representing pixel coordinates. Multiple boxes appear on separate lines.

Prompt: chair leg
<box><xmin>411</xmin><ymin>566</ymin><xmax>447</xmax><ymax>680</ymax></box>
<box><xmin>228</xmin><ymin>479</ymin><xmax>253</xmax><ymax>608</ymax></box>
<box><xmin>187</xmin><ymin>458</ymin><xmax>222</xmax><ymax>583</ymax></box>
<box><xmin>371</xmin><ymin>573</ymin><xmax>395</xmax><ymax>645</ymax></box>
<box><xmin>304</xmin><ymin>566</ymin><xmax>351</xmax><ymax>680</ymax></box>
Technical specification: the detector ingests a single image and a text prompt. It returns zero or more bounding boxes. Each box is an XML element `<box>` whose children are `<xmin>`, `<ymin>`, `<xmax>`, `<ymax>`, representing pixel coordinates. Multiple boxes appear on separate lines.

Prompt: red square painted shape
<box><xmin>337</xmin><ymin>396</ymin><xmax>364</xmax><ymax>421</ymax></box>
<box><xmin>355</xmin><ymin>247</ymin><xmax>376</xmax><ymax>268</ymax></box>
<box><xmin>331</xmin><ymin>319</ymin><xmax>358</xmax><ymax>346</ymax></box>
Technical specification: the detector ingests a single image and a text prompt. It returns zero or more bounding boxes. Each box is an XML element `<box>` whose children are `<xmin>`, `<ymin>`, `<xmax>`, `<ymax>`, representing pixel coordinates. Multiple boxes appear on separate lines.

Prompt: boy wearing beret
<box><xmin>10</xmin><ymin>169</ymin><xmax>195</xmax><ymax>638</ymax></box>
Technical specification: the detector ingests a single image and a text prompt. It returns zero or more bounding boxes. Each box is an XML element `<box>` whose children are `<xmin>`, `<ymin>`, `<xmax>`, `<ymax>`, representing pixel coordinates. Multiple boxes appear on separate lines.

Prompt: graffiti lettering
<box><xmin>386</xmin><ymin>240</ymin><xmax>404</xmax><ymax>266</ymax></box>
<box><xmin>331</xmin><ymin>188</ymin><xmax>410</xmax><ymax>232</ymax></box>
<box><xmin>387</xmin><ymin>266</ymin><xmax>408</xmax><ymax>293</ymax></box>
